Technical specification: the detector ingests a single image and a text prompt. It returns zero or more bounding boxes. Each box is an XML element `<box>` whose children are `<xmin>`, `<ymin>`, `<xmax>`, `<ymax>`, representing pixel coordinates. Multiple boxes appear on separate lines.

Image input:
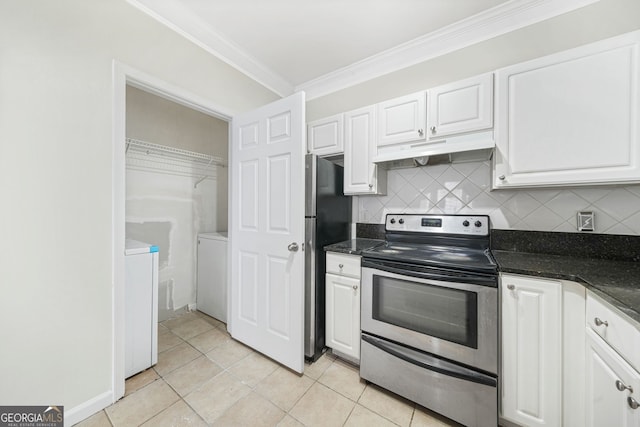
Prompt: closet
<box><xmin>125</xmin><ymin>86</ymin><xmax>228</xmax><ymax>321</ymax></box>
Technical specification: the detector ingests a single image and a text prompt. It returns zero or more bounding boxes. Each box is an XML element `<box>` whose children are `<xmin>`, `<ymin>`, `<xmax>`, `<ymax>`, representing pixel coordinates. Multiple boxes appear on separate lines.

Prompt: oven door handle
<box><xmin>361</xmin><ymin>259</ymin><xmax>497</xmax><ymax>287</ymax></box>
<box><xmin>362</xmin><ymin>333</ymin><xmax>497</xmax><ymax>387</ymax></box>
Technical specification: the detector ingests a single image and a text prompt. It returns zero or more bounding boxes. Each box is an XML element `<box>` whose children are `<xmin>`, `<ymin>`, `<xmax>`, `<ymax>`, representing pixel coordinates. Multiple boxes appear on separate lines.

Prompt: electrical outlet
<box><xmin>577</xmin><ymin>211</ymin><xmax>595</xmax><ymax>232</ymax></box>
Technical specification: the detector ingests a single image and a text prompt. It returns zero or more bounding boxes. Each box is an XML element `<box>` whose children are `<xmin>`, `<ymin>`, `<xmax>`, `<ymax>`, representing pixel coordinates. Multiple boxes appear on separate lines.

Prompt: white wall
<box><xmin>126</xmin><ymin>170</ymin><xmax>220</xmax><ymax>318</ymax></box>
<box><xmin>307</xmin><ymin>0</ymin><xmax>640</xmax><ymax>121</ymax></box>
<box><xmin>126</xmin><ymin>86</ymin><xmax>228</xmax><ymax>319</ymax></box>
<box><xmin>127</xmin><ymin>86</ymin><xmax>229</xmax><ymax>157</ymax></box>
<box><xmin>358</xmin><ymin>162</ymin><xmax>640</xmax><ymax>235</ymax></box>
<box><xmin>0</xmin><ymin>0</ymin><xmax>276</xmax><ymax>416</ymax></box>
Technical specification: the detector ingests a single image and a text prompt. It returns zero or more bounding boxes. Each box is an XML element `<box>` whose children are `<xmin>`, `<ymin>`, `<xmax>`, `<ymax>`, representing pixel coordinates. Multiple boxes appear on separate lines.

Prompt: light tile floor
<box><xmin>75</xmin><ymin>311</ymin><xmax>460</xmax><ymax>427</ymax></box>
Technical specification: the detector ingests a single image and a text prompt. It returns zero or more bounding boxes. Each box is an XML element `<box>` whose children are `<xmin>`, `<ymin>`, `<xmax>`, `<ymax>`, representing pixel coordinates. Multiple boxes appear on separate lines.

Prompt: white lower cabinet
<box><xmin>325</xmin><ymin>252</ymin><xmax>361</xmax><ymax>362</ymax></box>
<box><xmin>501</xmin><ymin>274</ymin><xmax>562</xmax><ymax>427</ymax></box>
<box><xmin>586</xmin><ymin>328</ymin><xmax>640</xmax><ymax>427</ymax></box>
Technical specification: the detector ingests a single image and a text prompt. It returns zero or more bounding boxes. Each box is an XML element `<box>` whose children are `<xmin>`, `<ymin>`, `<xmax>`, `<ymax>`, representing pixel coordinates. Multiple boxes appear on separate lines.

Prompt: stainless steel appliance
<box><xmin>305</xmin><ymin>154</ymin><xmax>351</xmax><ymax>361</ymax></box>
<box><xmin>360</xmin><ymin>214</ymin><xmax>498</xmax><ymax>427</ymax></box>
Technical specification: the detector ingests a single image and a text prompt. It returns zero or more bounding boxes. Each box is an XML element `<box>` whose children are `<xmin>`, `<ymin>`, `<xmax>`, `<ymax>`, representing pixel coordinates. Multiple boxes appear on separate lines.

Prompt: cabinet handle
<box><xmin>616</xmin><ymin>380</ymin><xmax>633</xmax><ymax>393</ymax></box>
<box><xmin>507</xmin><ymin>284</ymin><xmax>515</xmax><ymax>290</ymax></box>
<box><xmin>338</xmin><ymin>264</ymin><xmax>344</xmax><ymax>269</ymax></box>
<box><xmin>629</xmin><ymin>396</ymin><xmax>639</xmax><ymax>410</ymax></box>
<box><xmin>430</xmin><ymin>126</ymin><xmax>436</xmax><ymax>134</ymax></box>
<box><xmin>594</xmin><ymin>317</ymin><xmax>609</xmax><ymax>327</ymax></box>
<box><xmin>369</xmin><ymin>184</ymin><xmax>373</xmax><ymax>189</ymax></box>
<box><xmin>418</xmin><ymin>128</ymin><xmax>424</xmax><ymax>137</ymax></box>
<box><xmin>498</xmin><ymin>175</ymin><xmax>506</xmax><ymax>181</ymax></box>
<box><xmin>352</xmin><ymin>285</ymin><xmax>358</xmax><ymax>291</ymax></box>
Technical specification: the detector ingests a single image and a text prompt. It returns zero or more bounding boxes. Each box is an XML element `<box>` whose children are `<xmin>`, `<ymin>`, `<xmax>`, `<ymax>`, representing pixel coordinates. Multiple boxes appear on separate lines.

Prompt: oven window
<box><xmin>372</xmin><ymin>275</ymin><xmax>478</xmax><ymax>349</ymax></box>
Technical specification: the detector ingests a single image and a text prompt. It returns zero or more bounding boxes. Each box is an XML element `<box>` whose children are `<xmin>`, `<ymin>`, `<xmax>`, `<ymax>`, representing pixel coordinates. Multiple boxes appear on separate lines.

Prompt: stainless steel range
<box><xmin>360</xmin><ymin>214</ymin><xmax>498</xmax><ymax>427</ymax></box>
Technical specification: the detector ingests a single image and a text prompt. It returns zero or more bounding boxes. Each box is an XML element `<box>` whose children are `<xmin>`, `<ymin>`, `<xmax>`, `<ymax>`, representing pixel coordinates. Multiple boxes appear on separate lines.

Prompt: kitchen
<box><xmin>1</xmin><ymin>0</ymin><xmax>640</xmax><ymax>426</ymax></box>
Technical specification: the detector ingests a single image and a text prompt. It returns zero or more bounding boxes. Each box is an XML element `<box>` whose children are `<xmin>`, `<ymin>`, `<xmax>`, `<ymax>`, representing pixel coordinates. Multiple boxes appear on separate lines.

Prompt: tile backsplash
<box><xmin>357</xmin><ymin>161</ymin><xmax>640</xmax><ymax>235</ymax></box>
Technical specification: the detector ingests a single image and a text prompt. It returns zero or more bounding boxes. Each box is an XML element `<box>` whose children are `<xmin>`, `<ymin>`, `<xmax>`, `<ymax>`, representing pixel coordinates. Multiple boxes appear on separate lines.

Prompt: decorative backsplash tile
<box><xmin>357</xmin><ymin>161</ymin><xmax>640</xmax><ymax>235</ymax></box>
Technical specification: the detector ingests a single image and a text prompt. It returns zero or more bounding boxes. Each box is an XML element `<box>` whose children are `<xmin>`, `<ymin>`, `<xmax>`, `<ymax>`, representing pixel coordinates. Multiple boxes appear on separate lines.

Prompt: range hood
<box><xmin>373</xmin><ymin>131</ymin><xmax>494</xmax><ymax>170</ymax></box>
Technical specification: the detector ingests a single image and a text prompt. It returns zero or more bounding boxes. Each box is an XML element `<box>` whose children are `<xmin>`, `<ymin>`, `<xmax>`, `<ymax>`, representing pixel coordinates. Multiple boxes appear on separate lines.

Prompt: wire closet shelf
<box><xmin>125</xmin><ymin>138</ymin><xmax>226</xmax><ymax>188</ymax></box>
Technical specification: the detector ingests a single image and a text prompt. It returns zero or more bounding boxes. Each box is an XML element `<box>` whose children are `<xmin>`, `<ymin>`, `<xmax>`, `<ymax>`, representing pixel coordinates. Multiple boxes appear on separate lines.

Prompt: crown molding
<box><xmin>127</xmin><ymin>0</ymin><xmax>294</xmax><ymax>97</ymax></box>
<box><xmin>297</xmin><ymin>0</ymin><xmax>600</xmax><ymax>100</ymax></box>
<box><xmin>128</xmin><ymin>0</ymin><xmax>599</xmax><ymax>102</ymax></box>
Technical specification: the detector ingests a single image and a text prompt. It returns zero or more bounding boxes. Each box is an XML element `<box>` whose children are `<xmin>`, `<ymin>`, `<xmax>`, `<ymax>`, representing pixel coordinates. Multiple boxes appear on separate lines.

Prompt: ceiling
<box><xmin>128</xmin><ymin>0</ymin><xmax>598</xmax><ymax>99</ymax></box>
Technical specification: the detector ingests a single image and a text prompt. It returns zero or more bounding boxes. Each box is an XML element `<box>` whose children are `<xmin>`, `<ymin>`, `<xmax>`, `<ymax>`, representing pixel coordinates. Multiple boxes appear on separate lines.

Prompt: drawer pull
<box><xmin>594</xmin><ymin>317</ymin><xmax>609</xmax><ymax>327</ymax></box>
<box><xmin>616</xmin><ymin>380</ymin><xmax>633</xmax><ymax>393</ymax></box>
<box><xmin>352</xmin><ymin>285</ymin><xmax>358</xmax><ymax>291</ymax></box>
<box><xmin>507</xmin><ymin>284</ymin><xmax>515</xmax><ymax>290</ymax></box>
<box><xmin>339</xmin><ymin>264</ymin><xmax>344</xmax><ymax>269</ymax></box>
<box><xmin>629</xmin><ymin>396</ymin><xmax>639</xmax><ymax>410</ymax></box>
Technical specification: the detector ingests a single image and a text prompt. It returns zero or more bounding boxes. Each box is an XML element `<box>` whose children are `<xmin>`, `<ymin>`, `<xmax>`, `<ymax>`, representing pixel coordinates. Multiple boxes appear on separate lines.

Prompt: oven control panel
<box><xmin>385</xmin><ymin>214</ymin><xmax>490</xmax><ymax>235</ymax></box>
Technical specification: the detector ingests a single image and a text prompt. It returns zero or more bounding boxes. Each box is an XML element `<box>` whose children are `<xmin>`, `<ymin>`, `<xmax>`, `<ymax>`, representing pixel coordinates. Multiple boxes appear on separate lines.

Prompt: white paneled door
<box><xmin>230</xmin><ymin>92</ymin><xmax>305</xmax><ymax>373</ymax></box>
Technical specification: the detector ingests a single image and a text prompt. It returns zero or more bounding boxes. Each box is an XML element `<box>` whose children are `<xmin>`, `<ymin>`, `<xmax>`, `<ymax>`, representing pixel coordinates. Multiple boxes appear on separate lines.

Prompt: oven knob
<box><xmin>474</xmin><ymin>220</ymin><xmax>482</xmax><ymax>227</ymax></box>
<box><xmin>390</xmin><ymin>218</ymin><xmax>396</xmax><ymax>224</ymax></box>
<box><xmin>463</xmin><ymin>220</ymin><xmax>470</xmax><ymax>227</ymax></box>
<box><xmin>398</xmin><ymin>218</ymin><xmax>404</xmax><ymax>224</ymax></box>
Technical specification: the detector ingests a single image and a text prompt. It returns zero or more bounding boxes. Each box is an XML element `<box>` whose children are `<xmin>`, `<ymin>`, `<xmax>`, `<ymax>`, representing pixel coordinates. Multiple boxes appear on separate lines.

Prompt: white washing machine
<box><xmin>197</xmin><ymin>232</ymin><xmax>228</xmax><ymax>322</ymax></box>
<box><xmin>124</xmin><ymin>239</ymin><xmax>159</xmax><ymax>378</ymax></box>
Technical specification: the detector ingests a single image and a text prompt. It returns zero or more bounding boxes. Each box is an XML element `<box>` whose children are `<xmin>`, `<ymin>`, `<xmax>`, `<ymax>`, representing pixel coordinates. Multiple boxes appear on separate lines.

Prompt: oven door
<box><xmin>361</xmin><ymin>261</ymin><xmax>498</xmax><ymax>374</ymax></box>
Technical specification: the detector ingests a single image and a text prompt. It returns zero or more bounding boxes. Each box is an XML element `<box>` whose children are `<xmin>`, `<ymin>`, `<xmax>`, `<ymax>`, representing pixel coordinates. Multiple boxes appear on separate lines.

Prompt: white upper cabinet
<box><xmin>494</xmin><ymin>31</ymin><xmax>640</xmax><ymax>188</ymax></box>
<box><xmin>344</xmin><ymin>105</ymin><xmax>386</xmax><ymax>195</ymax></box>
<box><xmin>377</xmin><ymin>91</ymin><xmax>426</xmax><ymax>147</ymax></box>
<box><xmin>307</xmin><ymin>114</ymin><xmax>344</xmax><ymax>156</ymax></box>
<box><xmin>427</xmin><ymin>73</ymin><xmax>493</xmax><ymax>139</ymax></box>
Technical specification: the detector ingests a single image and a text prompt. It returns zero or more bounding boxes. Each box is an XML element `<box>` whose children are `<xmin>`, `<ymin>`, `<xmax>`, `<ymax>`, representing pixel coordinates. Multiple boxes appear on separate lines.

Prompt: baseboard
<box><xmin>64</xmin><ymin>390</ymin><xmax>112</xmax><ymax>426</ymax></box>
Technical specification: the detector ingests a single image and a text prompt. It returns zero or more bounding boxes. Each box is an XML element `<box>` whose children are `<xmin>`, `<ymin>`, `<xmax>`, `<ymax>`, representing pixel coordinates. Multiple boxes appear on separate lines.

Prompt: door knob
<box><xmin>430</xmin><ymin>126</ymin><xmax>436</xmax><ymax>134</ymax></box>
<box><xmin>418</xmin><ymin>128</ymin><xmax>424</xmax><ymax>137</ymax></box>
<box><xmin>616</xmin><ymin>380</ymin><xmax>633</xmax><ymax>393</ymax></box>
<box><xmin>498</xmin><ymin>175</ymin><xmax>506</xmax><ymax>180</ymax></box>
<box><xmin>352</xmin><ymin>285</ymin><xmax>358</xmax><ymax>290</ymax></box>
<box><xmin>629</xmin><ymin>396</ymin><xmax>639</xmax><ymax>410</ymax></box>
<box><xmin>287</xmin><ymin>242</ymin><xmax>299</xmax><ymax>252</ymax></box>
<box><xmin>507</xmin><ymin>284</ymin><xmax>515</xmax><ymax>290</ymax></box>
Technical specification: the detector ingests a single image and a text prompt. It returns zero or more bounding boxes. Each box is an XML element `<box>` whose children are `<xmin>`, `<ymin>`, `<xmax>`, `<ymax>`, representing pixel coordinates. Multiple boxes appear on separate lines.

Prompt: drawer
<box><xmin>326</xmin><ymin>252</ymin><xmax>361</xmax><ymax>278</ymax></box>
<box><xmin>586</xmin><ymin>292</ymin><xmax>640</xmax><ymax>372</ymax></box>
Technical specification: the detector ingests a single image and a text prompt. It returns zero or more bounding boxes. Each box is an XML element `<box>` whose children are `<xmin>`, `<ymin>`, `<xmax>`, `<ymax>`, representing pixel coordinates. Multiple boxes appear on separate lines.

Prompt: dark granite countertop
<box><xmin>324</xmin><ymin>238</ymin><xmax>384</xmax><ymax>255</ymax></box>
<box><xmin>493</xmin><ymin>250</ymin><xmax>640</xmax><ymax>325</ymax></box>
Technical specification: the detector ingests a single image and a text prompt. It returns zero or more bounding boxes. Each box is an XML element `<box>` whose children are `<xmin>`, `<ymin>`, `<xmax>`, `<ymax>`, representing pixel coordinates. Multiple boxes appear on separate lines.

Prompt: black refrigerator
<box><xmin>304</xmin><ymin>154</ymin><xmax>351</xmax><ymax>361</ymax></box>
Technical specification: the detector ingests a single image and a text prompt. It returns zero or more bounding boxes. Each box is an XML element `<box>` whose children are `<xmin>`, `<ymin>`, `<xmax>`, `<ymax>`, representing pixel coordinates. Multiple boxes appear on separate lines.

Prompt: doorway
<box><xmin>125</xmin><ymin>85</ymin><xmax>228</xmax><ymax>321</ymax></box>
<box><xmin>112</xmin><ymin>63</ymin><xmax>232</xmax><ymax>401</ymax></box>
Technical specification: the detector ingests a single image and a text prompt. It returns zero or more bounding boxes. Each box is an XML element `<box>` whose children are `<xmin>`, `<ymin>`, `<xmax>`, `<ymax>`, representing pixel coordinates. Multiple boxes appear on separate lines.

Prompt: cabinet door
<box><xmin>344</xmin><ymin>105</ymin><xmax>386</xmax><ymax>195</ymax></box>
<box><xmin>377</xmin><ymin>91</ymin><xmax>426</xmax><ymax>147</ymax></box>
<box><xmin>501</xmin><ymin>274</ymin><xmax>562</xmax><ymax>427</ymax></box>
<box><xmin>494</xmin><ymin>31</ymin><xmax>640</xmax><ymax>188</ymax></box>
<box><xmin>307</xmin><ymin>114</ymin><xmax>344</xmax><ymax>156</ymax></box>
<box><xmin>586</xmin><ymin>329</ymin><xmax>640</xmax><ymax>427</ymax></box>
<box><xmin>325</xmin><ymin>273</ymin><xmax>360</xmax><ymax>360</ymax></box>
<box><xmin>428</xmin><ymin>73</ymin><xmax>493</xmax><ymax>139</ymax></box>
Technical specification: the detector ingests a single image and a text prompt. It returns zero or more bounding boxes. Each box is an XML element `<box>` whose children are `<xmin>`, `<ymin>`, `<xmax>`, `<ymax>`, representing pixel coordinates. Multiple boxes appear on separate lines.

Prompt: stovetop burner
<box><xmin>362</xmin><ymin>214</ymin><xmax>497</xmax><ymax>274</ymax></box>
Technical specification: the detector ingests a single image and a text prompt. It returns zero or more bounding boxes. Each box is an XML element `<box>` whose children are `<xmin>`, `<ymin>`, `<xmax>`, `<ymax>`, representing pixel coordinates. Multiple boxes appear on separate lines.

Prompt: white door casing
<box><xmin>230</xmin><ymin>92</ymin><xmax>305</xmax><ymax>373</ymax></box>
